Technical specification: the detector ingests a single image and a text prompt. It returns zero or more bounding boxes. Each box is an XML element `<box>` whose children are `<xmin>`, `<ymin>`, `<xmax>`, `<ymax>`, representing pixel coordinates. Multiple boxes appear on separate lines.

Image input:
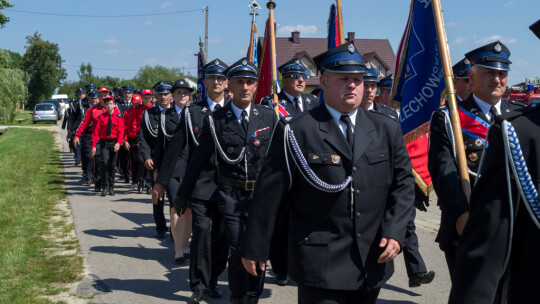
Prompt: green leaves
<box><xmin>0</xmin><ymin>49</ymin><xmax>27</xmax><ymax>122</ymax></box>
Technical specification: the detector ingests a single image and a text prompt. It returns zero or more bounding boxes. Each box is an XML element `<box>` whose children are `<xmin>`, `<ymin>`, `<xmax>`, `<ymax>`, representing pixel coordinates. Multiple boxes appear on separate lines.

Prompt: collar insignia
<box><xmin>253</xmin><ymin>108</ymin><xmax>259</xmax><ymax>116</ymax></box>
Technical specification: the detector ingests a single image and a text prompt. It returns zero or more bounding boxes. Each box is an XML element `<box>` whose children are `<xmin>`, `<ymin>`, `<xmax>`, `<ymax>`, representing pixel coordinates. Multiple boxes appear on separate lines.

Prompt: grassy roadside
<box><xmin>0</xmin><ymin>128</ymin><xmax>83</xmax><ymax>303</ymax></box>
<box><xmin>0</xmin><ymin>111</ymin><xmax>58</xmax><ymax>126</ymax></box>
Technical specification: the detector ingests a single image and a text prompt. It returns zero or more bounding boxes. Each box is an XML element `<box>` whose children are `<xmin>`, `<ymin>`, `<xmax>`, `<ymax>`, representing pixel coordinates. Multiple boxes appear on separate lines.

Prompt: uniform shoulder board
<box><xmin>305</xmin><ymin>93</ymin><xmax>318</xmax><ymax>102</ymax></box>
<box><xmin>498</xmin><ymin>104</ymin><xmax>539</xmax><ymax>123</ymax></box>
<box><xmin>254</xmin><ymin>103</ymin><xmax>275</xmax><ymax>112</ymax></box>
<box><xmin>282</xmin><ymin>110</ymin><xmax>310</xmax><ymax>124</ymax></box>
<box><xmin>508</xmin><ymin>99</ymin><xmax>526</xmax><ymax>107</ymax></box>
<box><xmin>367</xmin><ymin>108</ymin><xmax>399</xmax><ymax>122</ymax></box>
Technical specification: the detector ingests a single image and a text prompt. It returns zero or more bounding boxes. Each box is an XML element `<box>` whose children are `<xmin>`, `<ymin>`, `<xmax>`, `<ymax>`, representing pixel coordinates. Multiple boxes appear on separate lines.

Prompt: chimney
<box><xmin>291</xmin><ymin>31</ymin><xmax>300</xmax><ymax>44</ymax></box>
<box><xmin>347</xmin><ymin>32</ymin><xmax>355</xmax><ymax>42</ymax></box>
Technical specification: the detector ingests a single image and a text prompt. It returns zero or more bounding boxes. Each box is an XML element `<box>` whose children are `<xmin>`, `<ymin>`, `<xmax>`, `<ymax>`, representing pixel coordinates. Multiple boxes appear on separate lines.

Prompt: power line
<box><xmin>5</xmin><ymin>8</ymin><xmax>204</xmax><ymax>18</ymax></box>
<box><xmin>63</xmin><ymin>64</ymin><xmax>138</xmax><ymax>72</ymax></box>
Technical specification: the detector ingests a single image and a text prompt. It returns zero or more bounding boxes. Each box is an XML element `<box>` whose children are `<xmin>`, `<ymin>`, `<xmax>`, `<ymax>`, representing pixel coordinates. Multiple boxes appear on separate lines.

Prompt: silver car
<box><xmin>33</xmin><ymin>103</ymin><xmax>58</xmax><ymax>123</ymax></box>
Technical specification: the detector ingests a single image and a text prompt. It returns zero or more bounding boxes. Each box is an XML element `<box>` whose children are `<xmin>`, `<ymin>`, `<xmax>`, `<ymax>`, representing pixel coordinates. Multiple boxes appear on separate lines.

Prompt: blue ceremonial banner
<box><xmin>327</xmin><ymin>4</ymin><xmax>339</xmax><ymax>50</ymax></box>
<box><xmin>393</xmin><ymin>0</ymin><xmax>444</xmax><ymax>135</ymax></box>
<box><xmin>196</xmin><ymin>43</ymin><xmax>207</xmax><ymax>103</ymax></box>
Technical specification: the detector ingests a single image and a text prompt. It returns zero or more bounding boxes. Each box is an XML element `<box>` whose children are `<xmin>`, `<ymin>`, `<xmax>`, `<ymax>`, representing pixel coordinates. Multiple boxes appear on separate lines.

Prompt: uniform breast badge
<box><xmin>468</xmin><ymin>152</ymin><xmax>478</xmax><ymax>162</ymax></box>
<box><xmin>331</xmin><ymin>155</ymin><xmax>341</xmax><ymax>164</ymax></box>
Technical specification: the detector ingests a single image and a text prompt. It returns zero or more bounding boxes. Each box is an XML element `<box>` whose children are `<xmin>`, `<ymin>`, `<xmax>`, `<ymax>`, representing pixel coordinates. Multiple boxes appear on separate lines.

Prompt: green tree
<box><xmin>77</xmin><ymin>62</ymin><xmax>96</xmax><ymax>85</ymax></box>
<box><xmin>133</xmin><ymin>65</ymin><xmax>185</xmax><ymax>89</ymax></box>
<box><xmin>21</xmin><ymin>32</ymin><xmax>66</xmax><ymax>107</ymax></box>
<box><xmin>0</xmin><ymin>49</ymin><xmax>28</xmax><ymax>121</ymax></box>
<box><xmin>0</xmin><ymin>0</ymin><xmax>13</xmax><ymax>28</ymax></box>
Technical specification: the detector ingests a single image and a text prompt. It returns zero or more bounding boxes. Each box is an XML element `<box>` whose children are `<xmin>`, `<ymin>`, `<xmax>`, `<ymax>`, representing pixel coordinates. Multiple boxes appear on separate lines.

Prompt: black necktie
<box><xmin>489</xmin><ymin>106</ymin><xmax>499</xmax><ymax>123</ymax></box>
<box><xmin>294</xmin><ymin>97</ymin><xmax>302</xmax><ymax>112</ymax></box>
<box><xmin>241</xmin><ymin>110</ymin><xmax>248</xmax><ymax>133</ymax></box>
<box><xmin>214</xmin><ymin>104</ymin><xmax>221</xmax><ymax>111</ymax></box>
<box><xmin>340</xmin><ymin>114</ymin><xmax>354</xmax><ymax>149</ymax></box>
<box><xmin>107</xmin><ymin>114</ymin><xmax>112</xmax><ymax>136</ymax></box>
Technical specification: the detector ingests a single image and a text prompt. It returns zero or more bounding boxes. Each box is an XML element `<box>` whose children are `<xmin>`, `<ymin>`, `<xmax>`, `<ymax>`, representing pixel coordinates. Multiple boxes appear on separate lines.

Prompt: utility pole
<box><xmin>204</xmin><ymin>6</ymin><xmax>209</xmax><ymax>57</ymax></box>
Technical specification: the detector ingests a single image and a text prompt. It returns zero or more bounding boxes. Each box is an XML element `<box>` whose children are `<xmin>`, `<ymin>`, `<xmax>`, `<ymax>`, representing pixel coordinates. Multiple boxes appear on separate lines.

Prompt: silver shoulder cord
<box><xmin>144</xmin><ymin>110</ymin><xmax>158</xmax><ymax>138</ymax></box>
<box><xmin>208</xmin><ymin>115</ymin><xmax>245</xmax><ymax>164</ymax></box>
<box><xmin>441</xmin><ymin>110</ymin><xmax>477</xmax><ymax>178</ymax></box>
<box><xmin>283</xmin><ymin>124</ymin><xmax>352</xmax><ymax>193</ymax></box>
<box><xmin>185</xmin><ymin>107</ymin><xmax>199</xmax><ymax>147</ymax></box>
<box><xmin>160</xmin><ymin>111</ymin><xmax>173</xmax><ymax>140</ymax></box>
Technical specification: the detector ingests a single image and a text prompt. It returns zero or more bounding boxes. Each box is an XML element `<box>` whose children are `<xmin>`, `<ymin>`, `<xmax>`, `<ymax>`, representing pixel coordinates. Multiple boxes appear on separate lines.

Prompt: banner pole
<box><xmin>432</xmin><ymin>0</ymin><xmax>471</xmax><ymax>199</ymax></box>
<box><xmin>336</xmin><ymin>0</ymin><xmax>345</xmax><ymax>45</ymax></box>
<box><xmin>267</xmin><ymin>0</ymin><xmax>280</xmax><ymax>118</ymax></box>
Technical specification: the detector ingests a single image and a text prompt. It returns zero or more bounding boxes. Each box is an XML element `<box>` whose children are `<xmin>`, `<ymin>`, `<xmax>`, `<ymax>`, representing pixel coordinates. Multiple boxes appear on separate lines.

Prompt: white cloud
<box><xmin>446</xmin><ymin>22</ymin><xmax>460</xmax><ymax>28</ymax></box>
<box><xmin>208</xmin><ymin>38</ymin><xmax>222</xmax><ymax>43</ymax></box>
<box><xmin>144</xmin><ymin>20</ymin><xmax>153</xmax><ymax>26</ymax></box>
<box><xmin>277</xmin><ymin>24</ymin><xmax>318</xmax><ymax>36</ymax></box>
<box><xmin>160</xmin><ymin>1</ymin><xmax>173</xmax><ymax>8</ymax></box>
<box><xmin>105</xmin><ymin>38</ymin><xmax>118</xmax><ymax>45</ymax></box>
<box><xmin>105</xmin><ymin>49</ymin><xmax>119</xmax><ymax>54</ymax></box>
<box><xmin>506</xmin><ymin>1</ymin><xmax>514</xmax><ymax>6</ymax></box>
<box><xmin>451</xmin><ymin>37</ymin><xmax>467</xmax><ymax>45</ymax></box>
<box><xmin>474</xmin><ymin>35</ymin><xmax>517</xmax><ymax>44</ymax></box>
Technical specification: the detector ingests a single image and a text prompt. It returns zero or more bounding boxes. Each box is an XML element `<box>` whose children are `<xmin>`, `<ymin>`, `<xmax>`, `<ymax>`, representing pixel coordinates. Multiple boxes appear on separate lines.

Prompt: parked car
<box><xmin>33</xmin><ymin>103</ymin><xmax>58</xmax><ymax>123</ymax></box>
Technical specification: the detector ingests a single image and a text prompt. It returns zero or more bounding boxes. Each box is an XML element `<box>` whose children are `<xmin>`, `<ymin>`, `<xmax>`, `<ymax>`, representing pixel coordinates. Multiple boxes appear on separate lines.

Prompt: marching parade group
<box><xmin>59</xmin><ymin>36</ymin><xmax>539</xmax><ymax>304</ymax></box>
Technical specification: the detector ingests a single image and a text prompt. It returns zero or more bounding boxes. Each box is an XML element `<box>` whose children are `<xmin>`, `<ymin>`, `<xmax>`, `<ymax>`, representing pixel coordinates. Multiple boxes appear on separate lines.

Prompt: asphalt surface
<box><xmin>57</xmin><ymin>125</ymin><xmax>451</xmax><ymax>304</ymax></box>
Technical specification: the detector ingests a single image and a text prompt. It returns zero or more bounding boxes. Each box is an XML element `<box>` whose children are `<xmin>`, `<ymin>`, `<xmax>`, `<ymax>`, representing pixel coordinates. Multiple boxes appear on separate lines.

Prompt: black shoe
<box><xmin>124</xmin><ymin>177</ymin><xmax>130</xmax><ymax>183</ymax></box>
<box><xmin>189</xmin><ymin>289</ymin><xmax>206</xmax><ymax>303</ymax></box>
<box><xmin>95</xmin><ymin>186</ymin><xmax>102</xmax><ymax>193</ymax></box>
<box><xmin>101</xmin><ymin>188</ymin><xmax>107</xmax><ymax>196</ymax></box>
<box><xmin>82</xmin><ymin>179</ymin><xmax>90</xmax><ymax>186</ymax></box>
<box><xmin>108</xmin><ymin>188</ymin><xmax>115</xmax><ymax>196</ymax></box>
<box><xmin>207</xmin><ymin>285</ymin><xmax>223</xmax><ymax>298</ymax></box>
<box><xmin>137</xmin><ymin>181</ymin><xmax>143</xmax><ymax>193</ymax></box>
<box><xmin>275</xmin><ymin>274</ymin><xmax>289</xmax><ymax>286</ymax></box>
<box><xmin>146</xmin><ymin>185</ymin><xmax>151</xmax><ymax>194</ymax></box>
<box><xmin>409</xmin><ymin>271</ymin><xmax>435</xmax><ymax>287</ymax></box>
<box><xmin>156</xmin><ymin>231</ymin><xmax>165</xmax><ymax>239</ymax></box>
<box><xmin>174</xmin><ymin>255</ymin><xmax>186</xmax><ymax>264</ymax></box>
<box><xmin>183</xmin><ymin>252</ymin><xmax>190</xmax><ymax>259</ymax></box>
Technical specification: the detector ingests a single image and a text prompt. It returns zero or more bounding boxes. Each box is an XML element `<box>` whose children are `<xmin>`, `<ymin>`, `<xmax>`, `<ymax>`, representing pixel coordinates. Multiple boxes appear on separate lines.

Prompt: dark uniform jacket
<box><xmin>154</xmin><ymin>106</ymin><xmax>188</xmax><ymax>180</ymax></box>
<box><xmin>116</xmin><ymin>100</ymin><xmax>131</xmax><ymax>116</ymax></box>
<box><xmin>241</xmin><ymin>105</ymin><xmax>414</xmax><ymax>290</ymax></box>
<box><xmin>139</xmin><ymin>106</ymin><xmax>164</xmax><ymax>161</ymax></box>
<box><xmin>449</xmin><ymin>105</ymin><xmax>540</xmax><ymax>304</ymax></box>
<box><xmin>156</xmin><ymin>100</ymin><xmax>219</xmax><ymax>201</ymax></box>
<box><xmin>260</xmin><ymin>90</ymin><xmax>318</xmax><ymax>115</ymax></box>
<box><xmin>70</xmin><ymin>99</ymin><xmax>92</xmax><ymax>137</ymax></box>
<box><xmin>370</xmin><ymin>102</ymin><xmax>398</xmax><ymax>121</ymax></box>
<box><xmin>177</xmin><ymin>102</ymin><xmax>277</xmax><ymax>216</ymax></box>
<box><xmin>428</xmin><ymin>95</ymin><xmax>524</xmax><ymax>253</ymax></box>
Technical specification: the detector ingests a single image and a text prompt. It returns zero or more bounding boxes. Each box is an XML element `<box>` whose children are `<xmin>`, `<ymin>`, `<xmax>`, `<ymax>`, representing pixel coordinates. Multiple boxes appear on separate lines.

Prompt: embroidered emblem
<box><xmin>227</xmin><ymin>147</ymin><xmax>234</xmax><ymax>154</ymax></box>
<box><xmin>348</xmin><ymin>43</ymin><xmax>355</xmax><ymax>54</ymax></box>
<box><xmin>253</xmin><ymin>139</ymin><xmax>261</xmax><ymax>147</ymax></box>
<box><xmin>253</xmin><ymin>108</ymin><xmax>259</xmax><ymax>116</ymax></box>
<box><xmin>494</xmin><ymin>42</ymin><xmax>502</xmax><ymax>53</ymax></box>
<box><xmin>475</xmin><ymin>139</ymin><xmax>483</xmax><ymax>147</ymax></box>
<box><xmin>242</xmin><ymin>59</ymin><xmax>248</xmax><ymax>65</ymax></box>
<box><xmin>331</xmin><ymin>155</ymin><xmax>341</xmax><ymax>164</ymax></box>
<box><xmin>468</xmin><ymin>152</ymin><xmax>478</xmax><ymax>162</ymax></box>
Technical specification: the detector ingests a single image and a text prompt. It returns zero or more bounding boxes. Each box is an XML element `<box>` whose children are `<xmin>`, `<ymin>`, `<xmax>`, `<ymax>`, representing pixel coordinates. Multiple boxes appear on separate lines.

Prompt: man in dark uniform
<box><xmin>428</xmin><ymin>41</ymin><xmax>525</xmax><ymax>284</ymax></box>
<box><xmin>176</xmin><ymin>58</ymin><xmax>278</xmax><ymax>304</ymax></box>
<box><xmin>154</xmin><ymin>59</ymin><xmax>229</xmax><ymax>303</ymax></box>
<box><xmin>452</xmin><ymin>58</ymin><xmax>472</xmax><ymax>102</ymax></box>
<box><xmin>260</xmin><ymin>57</ymin><xmax>319</xmax><ymax>287</ymax></box>
<box><xmin>116</xmin><ymin>85</ymin><xmax>133</xmax><ymax>183</ymax></box>
<box><xmin>139</xmin><ymin>80</ymin><xmax>172</xmax><ymax>238</ymax></box>
<box><xmin>448</xmin><ymin>22</ymin><xmax>540</xmax><ymax>304</ymax></box>
<box><xmin>65</xmin><ymin>88</ymin><xmax>86</xmax><ymax>165</ymax></box>
<box><xmin>73</xmin><ymin>89</ymin><xmax>98</xmax><ymax>185</ymax></box>
<box><xmin>91</xmin><ymin>96</ymin><xmax>124</xmax><ymax>196</ymax></box>
<box><xmin>241</xmin><ymin>41</ymin><xmax>414</xmax><ymax>304</ymax></box>
<box><xmin>378</xmin><ymin>74</ymin><xmax>393</xmax><ymax>106</ymax></box>
<box><xmin>153</xmin><ymin>59</ymin><xmax>229</xmax><ymax>303</ymax></box>
<box><xmin>112</xmin><ymin>87</ymin><xmax>122</xmax><ymax>103</ymax></box>
<box><xmin>361</xmin><ymin>66</ymin><xmax>435</xmax><ymax>287</ymax></box>
<box><xmin>153</xmin><ymin>79</ymin><xmax>192</xmax><ymax>262</ymax></box>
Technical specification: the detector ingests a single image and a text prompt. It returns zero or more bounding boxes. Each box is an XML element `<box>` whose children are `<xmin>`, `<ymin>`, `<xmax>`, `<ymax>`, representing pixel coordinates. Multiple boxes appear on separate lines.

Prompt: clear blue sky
<box><xmin>1</xmin><ymin>0</ymin><xmax>539</xmax><ymax>85</ymax></box>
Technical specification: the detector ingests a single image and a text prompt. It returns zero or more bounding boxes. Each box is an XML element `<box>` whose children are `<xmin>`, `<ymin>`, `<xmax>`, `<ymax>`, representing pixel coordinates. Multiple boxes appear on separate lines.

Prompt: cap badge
<box><xmin>348</xmin><ymin>43</ymin><xmax>355</xmax><ymax>54</ymax></box>
<box><xmin>331</xmin><ymin>155</ymin><xmax>341</xmax><ymax>164</ymax></box>
<box><xmin>159</xmin><ymin>81</ymin><xmax>164</xmax><ymax>85</ymax></box>
<box><xmin>464</xmin><ymin>59</ymin><xmax>470</xmax><ymax>65</ymax></box>
<box><xmin>253</xmin><ymin>139</ymin><xmax>261</xmax><ymax>147</ymax></box>
<box><xmin>295</xmin><ymin>59</ymin><xmax>300</xmax><ymax>64</ymax></box>
<box><xmin>365</xmin><ymin>62</ymin><xmax>372</xmax><ymax>69</ymax></box>
<box><xmin>242</xmin><ymin>59</ymin><xmax>248</xmax><ymax>65</ymax></box>
<box><xmin>215</xmin><ymin>60</ymin><xmax>219</xmax><ymax>65</ymax></box>
<box><xmin>494</xmin><ymin>43</ymin><xmax>502</xmax><ymax>53</ymax></box>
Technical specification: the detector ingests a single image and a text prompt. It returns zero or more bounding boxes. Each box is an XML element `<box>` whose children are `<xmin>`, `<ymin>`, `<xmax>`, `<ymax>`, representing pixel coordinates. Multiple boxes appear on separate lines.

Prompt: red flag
<box><xmin>254</xmin><ymin>18</ymin><xmax>279</xmax><ymax>104</ymax></box>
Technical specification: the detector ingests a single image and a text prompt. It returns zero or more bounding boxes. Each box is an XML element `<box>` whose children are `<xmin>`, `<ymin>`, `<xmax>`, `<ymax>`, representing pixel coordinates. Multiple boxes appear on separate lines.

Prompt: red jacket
<box><xmin>76</xmin><ymin>104</ymin><xmax>120</xmax><ymax>137</ymax></box>
<box><xmin>91</xmin><ymin>113</ymin><xmax>125</xmax><ymax>147</ymax></box>
<box><xmin>124</xmin><ymin>104</ymin><xmax>152</xmax><ymax>140</ymax></box>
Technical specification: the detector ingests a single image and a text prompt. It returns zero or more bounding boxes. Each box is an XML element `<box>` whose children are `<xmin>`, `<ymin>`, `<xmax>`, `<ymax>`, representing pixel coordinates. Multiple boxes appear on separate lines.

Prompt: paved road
<box><xmin>57</xmin><ymin>125</ymin><xmax>451</xmax><ymax>304</ymax></box>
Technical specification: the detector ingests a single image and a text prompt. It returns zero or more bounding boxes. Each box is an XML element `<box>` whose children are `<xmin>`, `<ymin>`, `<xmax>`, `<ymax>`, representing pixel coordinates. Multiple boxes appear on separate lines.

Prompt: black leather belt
<box><xmin>220</xmin><ymin>176</ymin><xmax>256</xmax><ymax>191</ymax></box>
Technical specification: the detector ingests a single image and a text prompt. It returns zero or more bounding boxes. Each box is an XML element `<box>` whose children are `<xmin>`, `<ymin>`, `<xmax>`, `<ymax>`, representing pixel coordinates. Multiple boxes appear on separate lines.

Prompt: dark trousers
<box><xmin>189</xmin><ymin>199</ymin><xmax>228</xmax><ymax>291</ymax></box>
<box><xmin>99</xmin><ymin>139</ymin><xmax>118</xmax><ymax>190</ymax></box>
<box><xmin>298</xmin><ymin>285</ymin><xmax>380</xmax><ymax>304</ymax></box>
<box><xmin>152</xmin><ymin>176</ymin><xmax>167</xmax><ymax>233</ymax></box>
<box><xmin>403</xmin><ymin>207</ymin><xmax>427</xmax><ymax>277</ymax></box>
<box><xmin>80</xmin><ymin>133</ymin><xmax>93</xmax><ymax>181</ymax></box>
<box><xmin>128</xmin><ymin>138</ymin><xmax>144</xmax><ymax>184</ymax></box>
<box><xmin>222</xmin><ymin>213</ymin><xmax>265</xmax><ymax>299</ymax></box>
<box><xmin>269</xmin><ymin>202</ymin><xmax>289</xmax><ymax>277</ymax></box>
<box><xmin>117</xmin><ymin>145</ymin><xmax>130</xmax><ymax>180</ymax></box>
<box><xmin>444</xmin><ymin>251</ymin><xmax>456</xmax><ymax>283</ymax></box>
<box><xmin>73</xmin><ymin>141</ymin><xmax>81</xmax><ymax>162</ymax></box>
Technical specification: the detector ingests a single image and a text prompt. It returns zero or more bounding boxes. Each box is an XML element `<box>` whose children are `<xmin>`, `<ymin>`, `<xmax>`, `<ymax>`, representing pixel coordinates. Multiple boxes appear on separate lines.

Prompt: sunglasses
<box><xmin>284</xmin><ymin>73</ymin><xmax>308</xmax><ymax>79</ymax></box>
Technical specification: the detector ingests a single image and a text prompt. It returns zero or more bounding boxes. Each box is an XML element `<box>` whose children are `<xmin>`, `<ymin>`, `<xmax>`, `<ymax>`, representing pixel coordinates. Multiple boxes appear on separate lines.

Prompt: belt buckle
<box><xmin>245</xmin><ymin>181</ymin><xmax>255</xmax><ymax>191</ymax></box>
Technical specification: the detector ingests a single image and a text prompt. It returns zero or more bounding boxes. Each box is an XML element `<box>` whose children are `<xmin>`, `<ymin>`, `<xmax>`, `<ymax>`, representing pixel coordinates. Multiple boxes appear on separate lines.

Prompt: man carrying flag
<box><xmin>428</xmin><ymin>41</ymin><xmax>525</xmax><ymax>285</ymax></box>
